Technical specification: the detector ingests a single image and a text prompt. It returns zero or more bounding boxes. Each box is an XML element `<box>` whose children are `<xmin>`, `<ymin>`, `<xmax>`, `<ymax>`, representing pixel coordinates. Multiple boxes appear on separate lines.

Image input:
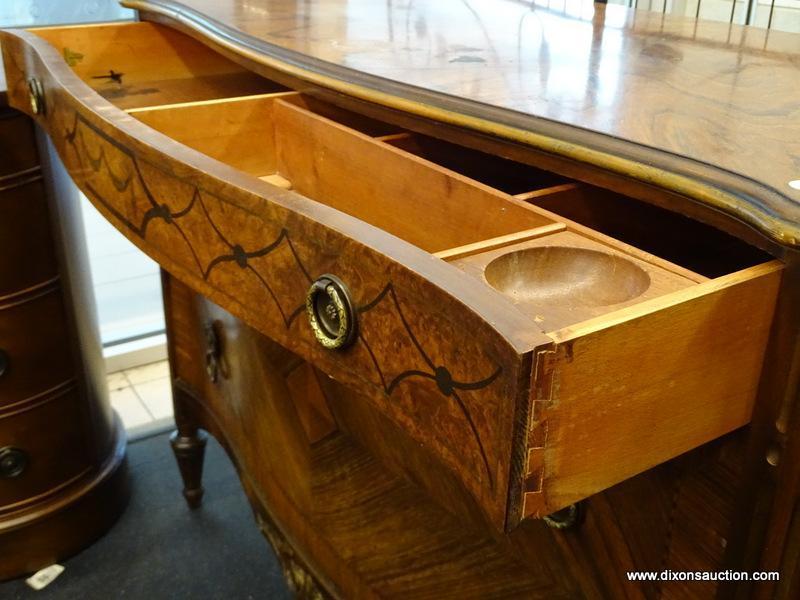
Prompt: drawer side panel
<box><xmin>523</xmin><ymin>261</ymin><xmax>783</xmax><ymax>518</ymax></box>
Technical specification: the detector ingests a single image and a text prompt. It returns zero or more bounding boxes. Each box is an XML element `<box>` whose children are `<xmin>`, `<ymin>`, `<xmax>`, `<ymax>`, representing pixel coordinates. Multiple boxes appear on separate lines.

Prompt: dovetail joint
<box><xmin>524</xmin><ymin>348</ymin><xmax>558</xmax><ymax>509</ymax></box>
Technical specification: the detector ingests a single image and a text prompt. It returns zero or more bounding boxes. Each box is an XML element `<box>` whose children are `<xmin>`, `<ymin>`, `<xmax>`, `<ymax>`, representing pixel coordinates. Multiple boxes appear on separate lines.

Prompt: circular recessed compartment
<box><xmin>484</xmin><ymin>246</ymin><xmax>651</xmax><ymax>307</ymax></box>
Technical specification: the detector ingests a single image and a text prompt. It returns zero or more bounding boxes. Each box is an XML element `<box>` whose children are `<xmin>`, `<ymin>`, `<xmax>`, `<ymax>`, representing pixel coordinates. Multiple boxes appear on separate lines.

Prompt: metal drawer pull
<box><xmin>0</xmin><ymin>447</ymin><xmax>28</xmax><ymax>478</ymax></box>
<box><xmin>205</xmin><ymin>323</ymin><xmax>221</xmax><ymax>383</ymax></box>
<box><xmin>0</xmin><ymin>349</ymin><xmax>8</xmax><ymax>379</ymax></box>
<box><xmin>306</xmin><ymin>275</ymin><xmax>357</xmax><ymax>350</ymax></box>
<box><xmin>28</xmin><ymin>78</ymin><xmax>45</xmax><ymax>115</ymax></box>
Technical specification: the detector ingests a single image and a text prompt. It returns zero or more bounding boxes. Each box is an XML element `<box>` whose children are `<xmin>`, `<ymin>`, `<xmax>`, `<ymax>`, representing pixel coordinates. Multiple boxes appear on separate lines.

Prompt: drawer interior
<box><xmin>119</xmin><ymin>89</ymin><xmax>776</xmax><ymax>330</ymax></box>
<box><xmin>33</xmin><ymin>24</ymin><xmax>773</xmax><ymax>264</ymax></box>
<box><xmin>33</xmin><ymin>22</ymin><xmax>283</xmax><ymax>109</ymax></box>
<box><xmin>32</xmin><ymin>22</ymin><xmax>780</xmax><ymax>334</ymax></box>
<box><xmin>126</xmin><ymin>92</ymin><xmax>559</xmax><ymax>253</ymax></box>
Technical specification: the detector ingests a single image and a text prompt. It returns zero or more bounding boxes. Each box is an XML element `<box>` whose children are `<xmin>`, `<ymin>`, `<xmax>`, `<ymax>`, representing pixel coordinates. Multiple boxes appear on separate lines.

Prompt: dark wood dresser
<box><xmin>2</xmin><ymin>0</ymin><xmax>800</xmax><ymax>597</ymax></box>
<box><xmin>0</xmin><ymin>96</ymin><xmax>128</xmax><ymax>580</ymax></box>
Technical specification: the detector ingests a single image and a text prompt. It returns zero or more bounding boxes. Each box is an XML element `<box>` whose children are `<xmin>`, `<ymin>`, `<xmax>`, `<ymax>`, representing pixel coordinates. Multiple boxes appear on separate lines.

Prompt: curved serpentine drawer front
<box><xmin>0</xmin><ymin>21</ymin><xmax>783</xmax><ymax>531</ymax></box>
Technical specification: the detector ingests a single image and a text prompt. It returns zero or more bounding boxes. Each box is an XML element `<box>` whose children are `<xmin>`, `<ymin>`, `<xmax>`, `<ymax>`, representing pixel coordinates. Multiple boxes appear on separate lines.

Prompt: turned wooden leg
<box><xmin>170</xmin><ymin>428</ymin><xmax>208</xmax><ymax>509</ymax></box>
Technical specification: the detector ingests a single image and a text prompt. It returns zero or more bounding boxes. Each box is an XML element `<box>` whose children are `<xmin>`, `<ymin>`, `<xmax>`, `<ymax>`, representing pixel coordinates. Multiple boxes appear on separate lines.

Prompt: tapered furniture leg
<box><xmin>170</xmin><ymin>428</ymin><xmax>208</xmax><ymax>509</ymax></box>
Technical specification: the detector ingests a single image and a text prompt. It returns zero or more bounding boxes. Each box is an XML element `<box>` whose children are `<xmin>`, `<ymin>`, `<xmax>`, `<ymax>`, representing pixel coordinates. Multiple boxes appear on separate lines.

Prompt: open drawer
<box><xmin>0</xmin><ymin>22</ymin><xmax>782</xmax><ymax>531</ymax></box>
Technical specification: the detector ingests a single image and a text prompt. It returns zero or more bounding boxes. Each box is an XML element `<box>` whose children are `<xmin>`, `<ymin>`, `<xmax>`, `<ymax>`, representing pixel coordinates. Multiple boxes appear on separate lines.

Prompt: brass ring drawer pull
<box><xmin>306</xmin><ymin>275</ymin><xmax>357</xmax><ymax>350</ymax></box>
<box><xmin>0</xmin><ymin>447</ymin><xmax>28</xmax><ymax>478</ymax></box>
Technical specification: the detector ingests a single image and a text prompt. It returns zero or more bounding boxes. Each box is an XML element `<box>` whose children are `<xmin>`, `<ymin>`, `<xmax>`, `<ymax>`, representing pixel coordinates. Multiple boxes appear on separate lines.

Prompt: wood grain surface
<box><xmin>3</xmin><ymin>17</ymin><xmax>787</xmax><ymax>530</ymax></box>
<box><xmin>164</xmin><ymin>273</ymin><xmax>766</xmax><ymax>598</ymax></box>
<box><xmin>33</xmin><ymin>22</ymin><xmax>281</xmax><ymax>109</ymax></box>
<box><xmin>2</xmin><ymin>7</ymin><xmax>796</xmax><ymax>594</ymax></box>
<box><xmin>524</xmin><ymin>261</ymin><xmax>783</xmax><ymax>518</ymax></box>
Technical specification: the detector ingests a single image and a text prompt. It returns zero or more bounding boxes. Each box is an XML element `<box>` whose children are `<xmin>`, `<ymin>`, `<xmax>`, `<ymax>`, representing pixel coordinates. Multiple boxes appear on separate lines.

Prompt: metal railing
<box><xmin>608</xmin><ymin>0</ymin><xmax>800</xmax><ymax>31</ymax></box>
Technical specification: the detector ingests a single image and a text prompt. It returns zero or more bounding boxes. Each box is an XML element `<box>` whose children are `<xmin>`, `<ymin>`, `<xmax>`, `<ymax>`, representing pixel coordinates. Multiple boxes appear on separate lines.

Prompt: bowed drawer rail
<box><xmin>0</xmin><ymin>21</ymin><xmax>782</xmax><ymax>531</ymax></box>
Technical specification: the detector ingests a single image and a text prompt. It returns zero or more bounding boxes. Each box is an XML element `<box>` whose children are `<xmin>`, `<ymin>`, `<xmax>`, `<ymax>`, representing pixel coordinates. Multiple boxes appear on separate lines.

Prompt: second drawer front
<box><xmin>0</xmin><ymin>386</ymin><xmax>91</xmax><ymax>510</ymax></box>
<box><xmin>0</xmin><ymin>288</ymin><xmax>75</xmax><ymax>407</ymax></box>
<box><xmin>0</xmin><ymin>179</ymin><xmax>57</xmax><ymax>298</ymax></box>
<box><xmin>0</xmin><ymin>109</ymin><xmax>38</xmax><ymax>178</ymax></box>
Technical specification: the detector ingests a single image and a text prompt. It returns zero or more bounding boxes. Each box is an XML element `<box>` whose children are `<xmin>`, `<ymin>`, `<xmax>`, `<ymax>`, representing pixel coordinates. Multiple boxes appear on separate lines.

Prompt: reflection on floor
<box><xmin>108</xmin><ymin>359</ymin><xmax>174</xmax><ymax>435</ymax></box>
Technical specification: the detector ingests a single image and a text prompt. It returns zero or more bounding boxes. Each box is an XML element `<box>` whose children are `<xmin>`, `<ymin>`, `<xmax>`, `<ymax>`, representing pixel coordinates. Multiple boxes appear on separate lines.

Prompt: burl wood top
<box><xmin>124</xmin><ymin>0</ymin><xmax>800</xmax><ymax>245</ymax></box>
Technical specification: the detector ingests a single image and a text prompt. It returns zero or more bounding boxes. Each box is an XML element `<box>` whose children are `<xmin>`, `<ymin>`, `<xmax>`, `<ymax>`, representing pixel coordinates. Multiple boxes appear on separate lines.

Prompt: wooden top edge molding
<box><xmin>120</xmin><ymin>0</ymin><xmax>800</xmax><ymax>247</ymax></box>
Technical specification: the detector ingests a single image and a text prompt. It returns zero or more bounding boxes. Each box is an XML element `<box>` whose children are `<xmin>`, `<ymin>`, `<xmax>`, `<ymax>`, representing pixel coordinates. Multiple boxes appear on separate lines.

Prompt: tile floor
<box><xmin>107</xmin><ymin>360</ymin><xmax>174</xmax><ymax>435</ymax></box>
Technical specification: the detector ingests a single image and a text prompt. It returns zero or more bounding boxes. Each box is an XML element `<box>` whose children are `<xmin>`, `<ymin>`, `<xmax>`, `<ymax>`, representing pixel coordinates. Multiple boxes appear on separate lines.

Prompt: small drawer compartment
<box><xmin>0</xmin><ymin>286</ymin><xmax>75</xmax><ymax>408</ymax></box>
<box><xmin>0</xmin><ymin>386</ymin><xmax>91</xmax><ymax>511</ymax></box>
<box><xmin>450</xmin><ymin>230</ymin><xmax>697</xmax><ymax>332</ymax></box>
<box><xmin>442</xmin><ymin>226</ymin><xmax>781</xmax><ymax>519</ymax></box>
<box><xmin>128</xmin><ymin>93</ymin><xmax>558</xmax><ymax>253</ymax></box>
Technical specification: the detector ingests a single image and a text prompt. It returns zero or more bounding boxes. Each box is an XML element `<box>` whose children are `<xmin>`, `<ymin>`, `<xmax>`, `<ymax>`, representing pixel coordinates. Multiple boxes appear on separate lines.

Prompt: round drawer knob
<box><xmin>0</xmin><ymin>349</ymin><xmax>8</xmax><ymax>379</ymax></box>
<box><xmin>0</xmin><ymin>447</ymin><xmax>28</xmax><ymax>478</ymax></box>
<box><xmin>28</xmin><ymin>78</ymin><xmax>45</xmax><ymax>116</ymax></box>
<box><xmin>306</xmin><ymin>275</ymin><xmax>357</xmax><ymax>350</ymax></box>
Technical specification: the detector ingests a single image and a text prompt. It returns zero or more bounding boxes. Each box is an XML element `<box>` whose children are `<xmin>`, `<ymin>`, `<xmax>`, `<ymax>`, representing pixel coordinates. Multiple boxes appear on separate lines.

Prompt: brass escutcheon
<box><xmin>306</xmin><ymin>275</ymin><xmax>357</xmax><ymax>350</ymax></box>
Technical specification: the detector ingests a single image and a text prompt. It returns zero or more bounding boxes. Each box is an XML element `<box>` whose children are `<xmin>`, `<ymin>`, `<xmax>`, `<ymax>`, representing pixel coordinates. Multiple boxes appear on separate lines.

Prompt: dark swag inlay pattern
<box><xmin>64</xmin><ymin>109</ymin><xmax>501</xmax><ymax>488</ymax></box>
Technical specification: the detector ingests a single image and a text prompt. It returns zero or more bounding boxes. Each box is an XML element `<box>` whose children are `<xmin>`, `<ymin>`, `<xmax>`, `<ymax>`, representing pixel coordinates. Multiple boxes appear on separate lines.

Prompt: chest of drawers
<box><xmin>0</xmin><ymin>100</ymin><xmax>127</xmax><ymax>580</ymax></box>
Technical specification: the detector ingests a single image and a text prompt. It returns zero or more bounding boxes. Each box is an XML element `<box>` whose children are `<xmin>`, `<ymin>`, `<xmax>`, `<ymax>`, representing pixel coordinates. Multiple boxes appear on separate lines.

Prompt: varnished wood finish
<box><xmin>126</xmin><ymin>0</ymin><xmax>800</xmax><ymax>246</ymax></box>
<box><xmin>1</xmin><ymin>19</ymin><xmax>787</xmax><ymax>534</ymax></box>
<box><xmin>163</xmin><ymin>273</ymin><xmax>768</xmax><ymax>598</ymax></box>
<box><xmin>0</xmin><ymin>106</ymin><xmax>37</xmax><ymax>176</ymax></box>
<box><xmin>0</xmin><ymin>102</ymin><xmax>128</xmax><ymax>580</ymax></box>
<box><xmin>451</xmin><ymin>230</ymin><xmax>697</xmax><ymax>331</ymax></box>
<box><xmin>0</xmin><ymin>110</ymin><xmax>53</xmax><ymax>296</ymax></box>
<box><xmin>169</xmin><ymin>428</ymin><xmax>208</xmax><ymax>509</ymax></box>
<box><xmin>0</xmin><ymin>24</ymin><xmax>544</xmax><ymax>531</ymax></box>
<box><xmin>0</xmin><ymin>181</ymin><xmax>55</xmax><ymax>297</ymax></box>
<box><xmin>0</xmin><ymin>283</ymin><xmax>75</xmax><ymax>406</ymax></box>
<box><xmin>3</xmin><ymin>7</ymin><xmax>798</xmax><ymax>597</ymax></box>
<box><xmin>525</xmin><ymin>261</ymin><xmax>781</xmax><ymax>518</ymax></box>
<box><xmin>0</xmin><ymin>430</ymin><xmax>128</xmax><ymax>581</ymax></box>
